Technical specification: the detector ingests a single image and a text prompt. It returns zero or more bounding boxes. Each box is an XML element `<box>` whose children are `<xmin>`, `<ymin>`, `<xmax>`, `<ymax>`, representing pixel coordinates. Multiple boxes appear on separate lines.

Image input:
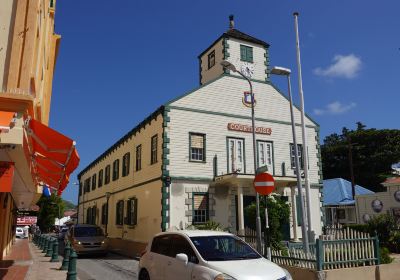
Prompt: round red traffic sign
<box><xmin>254</xmin><ymin>172</ymin><xmax>275</xmax><ymax>195</ymax></box>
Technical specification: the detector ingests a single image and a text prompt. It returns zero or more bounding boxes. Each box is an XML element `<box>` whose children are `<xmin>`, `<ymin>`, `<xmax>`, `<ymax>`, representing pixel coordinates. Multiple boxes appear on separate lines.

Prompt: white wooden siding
<box><xmin>171</xmin><ymin>75</ymin><xmax>317</xmax><ymax>127</ymax></box>
<box><xmin>167</xmin><ymin>107</ymin><xmax>319</xmax><ymax>182</ymax></box>
<box><xmin>226</xmin><ymin>38</ymin><xmax>267</xmax><ymax>82</ymax></box>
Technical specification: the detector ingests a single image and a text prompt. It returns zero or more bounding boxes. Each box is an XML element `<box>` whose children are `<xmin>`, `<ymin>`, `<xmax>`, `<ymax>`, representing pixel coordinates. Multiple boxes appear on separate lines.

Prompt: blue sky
<box><xmin>51</xmin><ymin>1</ymin><xmax>400</xmax><ymax>203</ymax></box>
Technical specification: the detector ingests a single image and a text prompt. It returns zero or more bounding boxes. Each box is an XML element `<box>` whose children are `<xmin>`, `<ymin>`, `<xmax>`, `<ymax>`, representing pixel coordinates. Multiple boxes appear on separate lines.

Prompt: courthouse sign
<box><xmin>227</xmin><ymin>123</ymin><xmax>272</xmax><ymax>135</ymax></box>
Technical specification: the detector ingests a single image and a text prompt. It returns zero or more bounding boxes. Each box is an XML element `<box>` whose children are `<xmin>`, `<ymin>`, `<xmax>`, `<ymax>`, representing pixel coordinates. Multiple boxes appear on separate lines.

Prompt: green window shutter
<box><xmin>133</xmin><ymin>198</ymin><xmax>138</xmax><ymax>225</ymax></box>
<box><xmin>247</xmin><ymin>47</ymin><xmax>253</xmax><ymax>62</ymax></box>
<box><xmin>240</xmin><ymin>45</ymin><xmax>246</xmax><ymax>61</ymax></box>
<box><xmin>296</xmin><ymin>195</ymin><xmax>303</xmax><ymax>226</ymax></box>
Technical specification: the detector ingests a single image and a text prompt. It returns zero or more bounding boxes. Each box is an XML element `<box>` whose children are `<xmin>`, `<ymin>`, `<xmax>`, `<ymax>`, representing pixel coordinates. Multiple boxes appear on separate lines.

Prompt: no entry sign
<box><xmin>254</xmin><ymin>172</ymin><xmax>275</xmax><ymax>195</ymax></box>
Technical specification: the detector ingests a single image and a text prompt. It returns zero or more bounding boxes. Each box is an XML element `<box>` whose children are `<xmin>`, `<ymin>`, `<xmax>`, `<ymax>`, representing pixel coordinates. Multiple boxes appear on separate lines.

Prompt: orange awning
<box><xmin>24</xmin><ymin>117</ymin><xmax>80</xmax><ymax>195</ymax></box>
<box><xmin>0</xmin><ymin>111</ymin><xmax>15</xmax><ymax>132</ymax></box>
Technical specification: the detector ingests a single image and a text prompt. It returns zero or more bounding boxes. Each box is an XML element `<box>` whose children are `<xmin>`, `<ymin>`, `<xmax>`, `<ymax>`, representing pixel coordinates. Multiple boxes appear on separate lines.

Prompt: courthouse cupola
<box><xmin>198</xmin><ymin>15</ymin><xmax>270</xmax><ymax>85</ymax></box>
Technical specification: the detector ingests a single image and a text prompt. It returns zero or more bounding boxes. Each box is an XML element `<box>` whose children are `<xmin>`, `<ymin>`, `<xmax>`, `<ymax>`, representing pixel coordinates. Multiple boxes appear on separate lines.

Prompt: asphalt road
<box><xmin>58</xmin><ymin>238</ymin><xmax>139</xmax><ymax>280</ymax></box>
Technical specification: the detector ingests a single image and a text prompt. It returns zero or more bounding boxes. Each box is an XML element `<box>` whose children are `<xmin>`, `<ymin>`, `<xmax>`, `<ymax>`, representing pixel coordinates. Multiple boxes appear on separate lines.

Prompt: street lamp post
<box><xmin>271</xmin><ymin>66</ymin><xmax>310</xmax><ymax>254</ymax></box>
<box><xmin>221</xmin><ymin>61</ymin><xmax>262</xmax><ymax>253</ymax></box>
<box><xmin>105</xmin><ymin>192</ymin><xmax>111</xmax><ymax>236</ymax></box>
<box><xmin>73</xmin><ymin>181</ymin><xmax>82</xmax><ymax>224</ymax></box>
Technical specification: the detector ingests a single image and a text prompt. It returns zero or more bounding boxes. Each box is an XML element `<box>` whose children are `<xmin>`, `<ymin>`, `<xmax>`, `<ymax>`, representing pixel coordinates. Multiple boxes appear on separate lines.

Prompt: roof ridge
<box><xmin>338</xmin><ymin>178</ymin><xmax>350</xmax><ymax>202</ymax></box>
<box><xmin>224</xmin><ymin>28</ymin><xmax>269</xmax><ymax>47</ymax></box>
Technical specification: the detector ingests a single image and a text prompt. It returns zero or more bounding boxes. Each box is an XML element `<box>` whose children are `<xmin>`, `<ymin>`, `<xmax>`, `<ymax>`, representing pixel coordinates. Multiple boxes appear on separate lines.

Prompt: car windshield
<box><xmin>74</xmin><ymin>227</ymin><xmax>103</xmax><ymax>237</ymax></box>
<box><xmin>190</xmin><ymin>235</ymin><xmax>261</xmax><ymax>261</ymax></box>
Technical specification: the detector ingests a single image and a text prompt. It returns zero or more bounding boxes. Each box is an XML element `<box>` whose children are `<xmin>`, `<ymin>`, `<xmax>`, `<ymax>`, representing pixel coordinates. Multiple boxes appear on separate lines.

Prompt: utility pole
<box><xmin>348</xmin><ymin>135</ymin><xmax>356</xmax><ymax>199</ymax></box>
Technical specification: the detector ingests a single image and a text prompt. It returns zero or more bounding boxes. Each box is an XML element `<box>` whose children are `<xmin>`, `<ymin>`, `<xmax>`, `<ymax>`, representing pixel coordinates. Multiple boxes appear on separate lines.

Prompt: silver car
<box><xmin>65</xmin><ymin>224</ymin><xmax>108</xmax><ymax>255</ymax></box>
<box><xmin>16</xmin><ymin>227</ymin><xmax>24</xmax><ymax>238</ymax></box>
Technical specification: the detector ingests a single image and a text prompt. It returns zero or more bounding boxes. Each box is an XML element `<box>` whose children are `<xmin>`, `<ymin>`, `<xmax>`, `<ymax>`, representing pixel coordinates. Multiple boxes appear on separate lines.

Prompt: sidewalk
<box><xmin>0</xmin><ymin>238</ymin><xmax>73</xmax><ymax>280</ymax></box>
<box><xmin>0</xmin><ymin>238</ymin><xmax>32</xmax><ymax>280</ymax></box>
<box><xmin>25</xmin><ymin>238</ymin><xmax>70</xmax><ymax>280</ymax></box>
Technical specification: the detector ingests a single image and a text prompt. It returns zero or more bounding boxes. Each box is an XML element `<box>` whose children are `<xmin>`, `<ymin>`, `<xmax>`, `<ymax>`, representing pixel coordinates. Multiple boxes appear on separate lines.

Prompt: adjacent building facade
<box><xmin>78</xmin><ymin>19</ymin><xmax>323</xmax><ymax>257</ymax></box>
<box><xmin>323</xmin><ymin>178</ymin><xmax>374</xmax><ymax>225</ymax></box>
<box><xmin>356</xmin><ymin>177</ymin><xmax>400</xmax><ymax>224</ymax></box>
<box><xmin>0</xmin><ymin>0</ymin><xmax>71</xmax><ymax>260</ymax></box>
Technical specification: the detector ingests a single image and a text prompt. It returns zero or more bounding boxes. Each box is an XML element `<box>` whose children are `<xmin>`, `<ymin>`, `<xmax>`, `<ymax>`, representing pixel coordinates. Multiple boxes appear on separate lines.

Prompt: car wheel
<box><xmin>139</xmin><ymin>269</ymin><xmax>150</xmax><ymax>280</ymax></box>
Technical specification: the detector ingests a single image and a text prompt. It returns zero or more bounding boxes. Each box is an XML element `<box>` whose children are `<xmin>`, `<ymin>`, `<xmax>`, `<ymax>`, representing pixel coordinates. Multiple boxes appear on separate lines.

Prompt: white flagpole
<box><xmin>293</xmin><ymin>12</ymin><xmax>313</xmax><ymax>241</ymax></box>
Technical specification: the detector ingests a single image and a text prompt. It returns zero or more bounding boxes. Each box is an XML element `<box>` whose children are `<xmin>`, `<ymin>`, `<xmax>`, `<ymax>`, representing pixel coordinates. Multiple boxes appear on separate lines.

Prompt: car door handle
<box><xmin>167</xmin><ymin>261</ymin><xmax>172</xmax><ymax>266</ymax></box>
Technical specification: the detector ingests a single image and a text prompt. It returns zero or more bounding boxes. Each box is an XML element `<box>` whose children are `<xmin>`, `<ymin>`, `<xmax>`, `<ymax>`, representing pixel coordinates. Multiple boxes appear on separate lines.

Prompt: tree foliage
<box><xmin>244</xmin><ymin>194</ymin><xmax>290</xmax><ymax>250</ymax></box>
<box><xmin>62</xmin><ymin>199</ymin><xmax>76</xmax><ymax>210</ymax></box>
<box><xmin>36</xmin><ymin>193</ymin><xmax>64</xmax><ymax>232</ymax></box>
<box><xmin>321</xmin><ymin>122</ymin><xmax>400</xmax><ymax>191</ymax></box>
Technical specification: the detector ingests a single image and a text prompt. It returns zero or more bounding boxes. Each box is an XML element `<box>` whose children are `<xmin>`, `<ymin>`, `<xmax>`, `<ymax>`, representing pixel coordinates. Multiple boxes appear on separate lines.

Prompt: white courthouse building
<box><xmin>78</xmin><ymin>18</ymin><xmax>323</xmax><ymax>256</ymax></box>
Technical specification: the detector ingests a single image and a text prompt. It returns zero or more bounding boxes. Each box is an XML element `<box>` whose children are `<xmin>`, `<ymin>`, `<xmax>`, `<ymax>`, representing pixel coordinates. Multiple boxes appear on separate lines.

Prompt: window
<box><xmin>101</xmin><ymin>203</ymin><xmax>107</xmax><ymax>225</ymax></box>
<box><xmin>227</xmin><ymin>138</ymin><xmax>244</xmax><ymax>173</ymax></box>
<box><xmin>190</xmin><ymin>133</ymin><xmax>205</xmax><ymax>162</ymax></box>
<box><xmin>190</xmin><ymin>235</ymin><xmax>260</xmax><ymax>261</ymax></box>
<box><xmin>86</xmin><ymin>208</ymin><xmax>91</xmax><ymax>224</ymax></box>
<box><xmin>126</xmin><ymin>198</ymin><xmax>138</xmax><ymax>226</ymax></box>
<box><xmin>84</xmin><ymin>178</ymin><xmax>91</xmax><ymax>193</ymax></box>
<box><xmin>151</xmin><ymin>135</ymin><xmax>158</xmax><ymax>165</ymax></box>
<box><xmin>105</xmin><ymin>165</ymin><xmax>111</xmax><ymax>184</ymax></box>
<box><xmin>116</xmin><ymin>200</ymin><xmax>124</xmax><ymax>225</ymax></box>
<box><xmin>337</xmin><ymin>209</ymin><xmax>346</xmax><ymax>220</ymax></box>
<box><xmin>171</xmin><ymin>235</ymin><xmax>198</xmax><ymax>264</ymax></box>
<box><xmin>86</xmin><ymin>206</ymin><xmax>96</xmax><ymax>225</ymax></box>
<box><xmin>193</xmin><ymin>193</ymin><xmax>209</xmax><ymax>224</ymax></box>
<box><xmin>208</xmin><ymin>50</ymin><xmax>215</xmax><ymax>69</ymax></box>
<box><xmin>257</xmin><ymin>141</ymin><xmax>273</xmax><ymax>174</ymax></box>
<box><xmin>122</xmin><ymin>152</ymin><xmax>130</xmax><ymax>177</ymax></box>
<box><xmin>151</xmin><ymin>235</ymin><xmax>171</xmax><ymax>256</ymax></box>
<box><xmin>290</xmin><ymin>144</ymin><xmax>304</xmax><ymax>170</ymax></box>
<box><xmin>91</xmin><ymin>174</ymin><xmax>97</xmax><ymax>191</ymax></box>
<box><xmin>347</xmin><ymin>208</ymin><xmax>356</xmax><ymax>222</ymax></box>
<box><xmin>240</xmin><ymin>45</ymin><xmax>253</xmax><ymax>63</ymax></box>
<box><xmin>112</xmin><ymin>159</ymin><xmax>119</xmax><ymax>181</ymax></box>
<box><xmin>91</xmin><ymin>206</ymin><xmax>97</xmax><ymax>225</ymax></box>
<box><xmin>136</xmin><ymin>145</ymin><xmax>142</xmax><ymax>171</ymax></box>
<box><xmin>98</xmin><ymin>169</ymin><xmax>103</xmax><ymax>188</ymax></box>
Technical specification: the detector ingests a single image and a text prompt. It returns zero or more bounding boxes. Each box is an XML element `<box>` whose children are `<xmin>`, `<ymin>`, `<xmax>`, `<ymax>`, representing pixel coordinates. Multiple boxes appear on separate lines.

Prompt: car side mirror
<box><xmin>176</xmin><ymin>253</ymin><xmax>188</xmax><ymax>265</ymax></box>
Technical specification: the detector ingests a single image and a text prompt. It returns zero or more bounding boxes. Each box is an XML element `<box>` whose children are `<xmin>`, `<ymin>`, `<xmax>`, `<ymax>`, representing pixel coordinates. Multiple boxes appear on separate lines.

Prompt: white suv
<box><xmin>16</xmin><ymin>227</ymin><xmax>24</xmax><ymax>238</ymax></box>
<box><xmin>139</xmin><ymin>230</ymin><xmax>292</xmax><ymax>280</ymax></box>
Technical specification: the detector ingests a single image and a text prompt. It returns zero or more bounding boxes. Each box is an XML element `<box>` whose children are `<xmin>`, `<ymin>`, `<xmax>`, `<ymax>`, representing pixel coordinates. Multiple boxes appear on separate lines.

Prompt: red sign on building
<box><xmin>17</xmin><ymin>216</ymin><xmax>37</xmax><ymax>226</ymax></box>
<box><xmin>227</xmin><ymin>123</ymin><xmax>272</xmax><ymax>135</ymax></box>
<box><xmin>0</xmin><ymin>161</ymin><xmax>15</xmax><ymax>192</ymax></box>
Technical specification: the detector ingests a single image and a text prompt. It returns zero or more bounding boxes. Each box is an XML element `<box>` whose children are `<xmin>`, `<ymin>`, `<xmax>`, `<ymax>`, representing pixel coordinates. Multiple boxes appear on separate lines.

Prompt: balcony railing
<box><xmin>1</xmin><ymin>87</ymin><xmax>33</xmax><ymax>96</ymax></box>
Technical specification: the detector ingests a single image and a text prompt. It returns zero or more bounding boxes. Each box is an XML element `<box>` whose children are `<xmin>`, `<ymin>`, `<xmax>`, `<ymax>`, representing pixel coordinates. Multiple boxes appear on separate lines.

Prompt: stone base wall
<box><xmin>108</xmin><ymin>237</ymin><xmax>147</xmax><ymax>259</ymax></box>
<box><xmin>281</xmin><ymin>263</ymin><xmax>400</xmax><ymax>280</ymax></box>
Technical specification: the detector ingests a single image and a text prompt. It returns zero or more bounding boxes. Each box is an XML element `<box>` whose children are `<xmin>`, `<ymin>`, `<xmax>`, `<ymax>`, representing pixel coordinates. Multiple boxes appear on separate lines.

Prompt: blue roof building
<box><xmin>323</xmin><ymin>178</ymin><xmax>374</xmax><ymax>225</ymax></box>
<box><xmin>323</xmin><ymin>178</ymin><xmax>374</xmax><ymax>206</ymax></box>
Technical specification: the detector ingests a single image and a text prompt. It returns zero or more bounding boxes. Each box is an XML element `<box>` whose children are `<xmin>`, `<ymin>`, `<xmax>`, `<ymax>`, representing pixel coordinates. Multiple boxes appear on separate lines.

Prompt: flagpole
<box><xmin>293</xmin><ymin>12</ymin><xmax>313</xmax><ymax>241</ymax></box>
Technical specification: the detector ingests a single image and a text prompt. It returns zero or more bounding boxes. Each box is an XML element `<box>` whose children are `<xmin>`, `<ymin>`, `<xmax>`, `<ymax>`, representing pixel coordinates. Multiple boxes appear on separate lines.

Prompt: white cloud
<box><xmin>314</xmin><ymin>54</ymin><xmax>362</xmax><ymax>79</ymax></box>
<box><xmin>313</xmin><ymin>101</ymin><xmax>356</xmax><ymax>115</ymax></box>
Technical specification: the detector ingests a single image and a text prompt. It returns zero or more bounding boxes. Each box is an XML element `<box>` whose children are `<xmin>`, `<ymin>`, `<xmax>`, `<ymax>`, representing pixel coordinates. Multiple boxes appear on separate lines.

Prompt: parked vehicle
<box><xmin>58</xmin><ymin>227</ymin><xmax>69</xmax><ymax>240</ymax></box>
<box><xmin>139</xmin><ymin>230</ymin><xmax>292</xmax><ymax>280</ymax></box>
<box><xmin>15</xmin><ymin>227</ymin><xmax>24</xmax><ymax>238</ymax></box>
<box><xmin>65</xmin><ymin>224</ymin><xmax>108</xmax><ymax>255</ymax></box>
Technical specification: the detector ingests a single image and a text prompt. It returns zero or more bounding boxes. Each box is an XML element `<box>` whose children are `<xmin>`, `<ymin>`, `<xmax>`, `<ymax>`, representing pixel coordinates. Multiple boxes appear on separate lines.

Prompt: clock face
<box><xmin>240</xmin><ymin>63</ymin><xmax>255</xmax><ymax>78</ymax></box>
